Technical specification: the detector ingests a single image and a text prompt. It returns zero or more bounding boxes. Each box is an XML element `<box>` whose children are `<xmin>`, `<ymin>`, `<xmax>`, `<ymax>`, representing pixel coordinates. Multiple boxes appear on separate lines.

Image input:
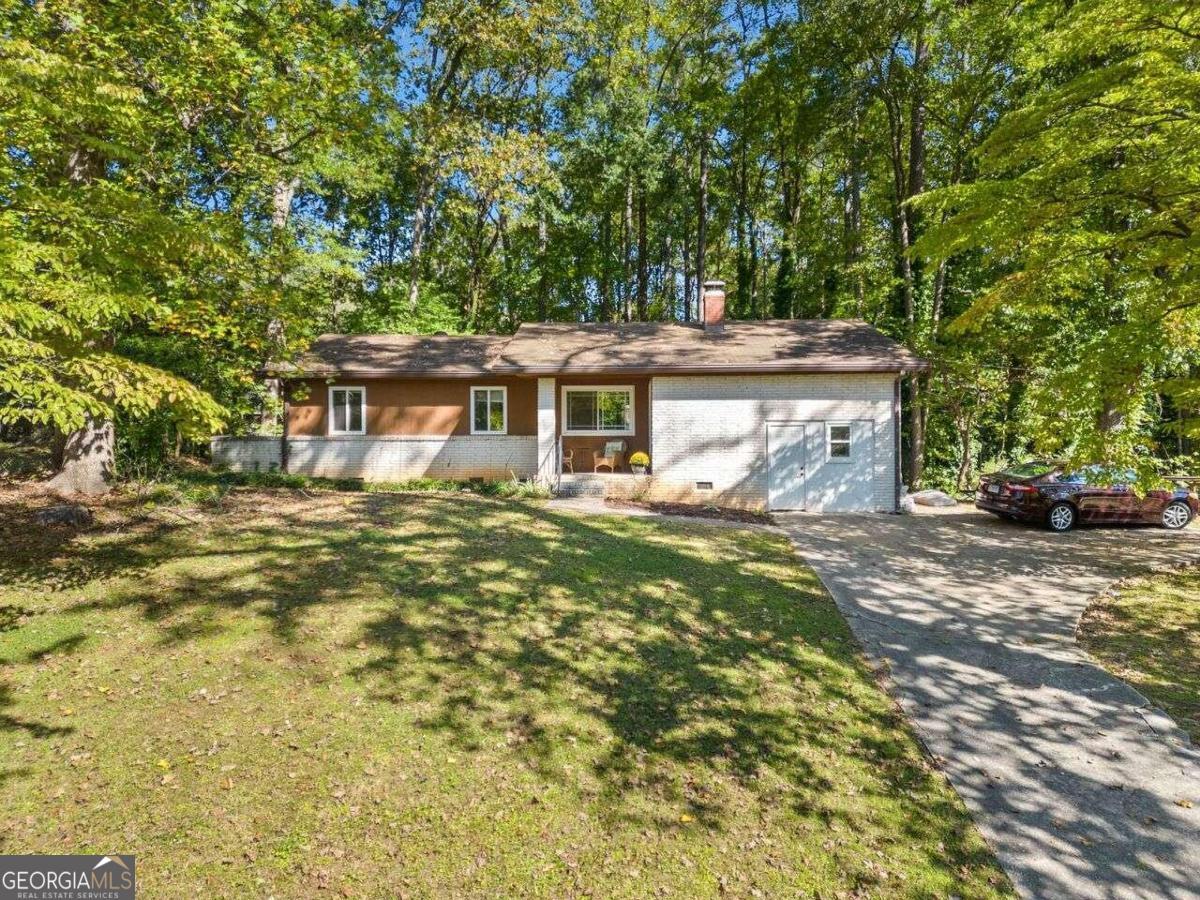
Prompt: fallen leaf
<box><xmin>1176</xmin><ymin>799</ymin><xmax>1194</xmax><ymax>809</ymax></box>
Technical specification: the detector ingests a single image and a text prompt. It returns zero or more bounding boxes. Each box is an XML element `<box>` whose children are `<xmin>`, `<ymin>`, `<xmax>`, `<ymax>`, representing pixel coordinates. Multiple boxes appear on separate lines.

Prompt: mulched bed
<box><xmin>605</xmin><ymin>497</ymin><xmax>774</xmax><ymax>525</ymax></box>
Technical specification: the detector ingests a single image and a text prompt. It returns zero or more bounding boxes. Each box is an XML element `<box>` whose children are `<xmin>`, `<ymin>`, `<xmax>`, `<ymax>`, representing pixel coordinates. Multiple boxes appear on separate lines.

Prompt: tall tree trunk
<box><xmin>907</xmin><ymin>28</ymin><xmax>927</xmax><ymax>202</ymax></box>
<box><xmin>748</xmin><ymin>211</ymin><xmax>760</xmax><ymax>317</ymax></box>
<box><xmin>636</xmin><ymin>183</ymin><xmax>648</xmax><ymax>320</ymax></box>
<box><xmin>663</xmin><ymin>231</ymin><xmax>675</xmax><ymax>321</ymax></box>
<box><xmin>272</xmin><ymin>176</ymin><xmax>299</xmax><ymax>230</ymax></box>
<box><xmin>407</xmin><ymin>168</ymin><xmax>434</xmax><ymax>311</ymax></box>
<box><xmin>907</xmin><ymin>376</ymin><xmax>927</xmax><ymax>488</ymax></box>
<box><xmin>598</xmin><ymin>213</ymin><xmax>612</xmax><ymax>321</ymax></box>
<box><xmin>932</xmin><ymin>258</ymin><xmax>949</xmax><ymax>328</ymax></box>
<box><xmin>49</xmin><ymin>146</ymin><xmax>115</xmax><ymax>495</ymax></box>
<box><xmin>880</xmin><ymin>84</ymin><xmax>915</xmax><ymax>325</ymax></box>
<box><xmin>736</xmin><ymin>138</ymin><xmax>748</xmax><ymax>316</ymax></box>
<box><xmin>882</xmin><ymin>82</ymin><xmax>922</xmax><ymax>485</ymax></box>
<box><xmin>47</xmin><ymin>416</ymin><xmax>114</xmax><ymax>496</ymax></box>
<box><xmin>465</xmin><ymin>198</ymin><xmax>499</xmax><ymax>329</ymax></box>
<box><xmin>891</xmin><ymin>149</ymin><xmax>915</xmax><ymax>323</ymax></box>
<box><xmin>681</xmin><ymin>207</ymin><xmax>693</xmax><ymax>322</ymax></box>
<box><xmin>843</xmin><ymin>109</ymin><xmax>866</xmax><ymax>314</ymax></box>
<box><xmin>1002</xmin><ymin>368</ymin><xmax>1024</xmax><ymax>460</ymax></box>
<box><xmin>696</xmin><ymin>131</ymin><xmax>709</xmax><ymax>316</ymax></box>
<box><xmin>622</xmin><ymin>177</ymin><xmax>633</xmax><ymax>322</ymax></box>
<box><xmin>955</xmin><ymin>411</ymin><xmax>974</xmax><ymax>493</ymax></box>
<box><xmin>906</xmin><ymin>21</ymin><xmax>928</xmax><ymax>309</ymax></box>
<box><xmin>260</xmin><ymin>174</ymin><xmax>298</xmax><ymax>431</ymax></box>
<box><xmin>536</xmin><ymin>202</ymin><xmax>549</xmax><ymax>320</ymax></box>
<box><xmin>931</xmin><ymin>152</ymin><xmax>964</xmax><ymax>330</ymax></box>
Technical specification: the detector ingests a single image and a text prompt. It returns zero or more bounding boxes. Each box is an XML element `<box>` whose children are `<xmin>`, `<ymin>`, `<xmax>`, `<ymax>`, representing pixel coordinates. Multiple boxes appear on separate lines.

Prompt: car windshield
<box><xmin>1000</xmin><ymin>462</ymin><xmax>1056</xmax><ymax>479</ymax></box>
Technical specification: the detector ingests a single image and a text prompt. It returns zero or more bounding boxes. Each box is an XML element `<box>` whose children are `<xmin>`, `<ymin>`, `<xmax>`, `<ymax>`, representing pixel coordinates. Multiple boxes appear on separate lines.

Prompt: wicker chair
<box><xmin>561</xmin><ymin>448</ymin><xmax>575</xmax><ymax>474</ymax></box>
<box><xmin>592</xmin><ymin>440</ymin><xmax>626</xmax><ymax>473</ymax></box>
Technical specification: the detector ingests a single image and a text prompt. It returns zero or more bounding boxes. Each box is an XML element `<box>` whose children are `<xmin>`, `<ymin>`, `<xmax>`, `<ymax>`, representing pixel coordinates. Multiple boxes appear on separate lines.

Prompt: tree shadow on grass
<box><xmin>1079</xmin><ymin>574</ymin><xmax>1200</xmax><ymax>741</ymax></box>
<box><xmin>20</xmin><ymin>491</ymin><xmax>1001</xmax><ymax>889</ymax></box>
<box><xmin>0</xmin><ymin>682</ymin><xmax>73</xmax><ymax>740</ymax></box>
<box><xmin>0</xmin><ymin>490</ymin><xmax>184</xmax><ymax>594</ymax></box>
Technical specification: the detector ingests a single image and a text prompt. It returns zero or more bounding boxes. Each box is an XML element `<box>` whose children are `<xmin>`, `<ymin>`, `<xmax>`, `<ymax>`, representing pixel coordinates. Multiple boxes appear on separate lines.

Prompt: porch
<box><xmin>536</xmin><ymin>375</ymin><xmax>652</xmax><ymax>483</ymax></box>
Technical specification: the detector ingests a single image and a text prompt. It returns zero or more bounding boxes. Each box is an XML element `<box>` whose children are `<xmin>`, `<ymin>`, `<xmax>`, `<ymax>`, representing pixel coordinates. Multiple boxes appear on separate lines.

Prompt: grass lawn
<box><xmin>0</xmin><ymin>486</ymin><xmax>1010</xmax><ymax>898</ymax></box>
<box><xmin>1079</xmin><ymin>567</ymin><xmax>1200</xmax><ymax>742</ymax></box>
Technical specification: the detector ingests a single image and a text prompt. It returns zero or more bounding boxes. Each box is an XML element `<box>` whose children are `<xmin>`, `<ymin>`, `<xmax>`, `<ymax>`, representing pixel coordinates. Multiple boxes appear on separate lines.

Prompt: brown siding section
<box><xmin>554</xmin><ymin>375</ymin><xmax>651</xmax><ymax>473</ymax></box>
<box><xmin>287</xmin><ymin>377</ymin><xmax>536</xmax><ymax>437</ymax></box>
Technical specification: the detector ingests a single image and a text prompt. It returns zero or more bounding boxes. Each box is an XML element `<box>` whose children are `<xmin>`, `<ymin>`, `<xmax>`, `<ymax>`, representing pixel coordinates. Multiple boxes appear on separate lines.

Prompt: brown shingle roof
<box><xmin>274</xmin><ymin>333</ymin><xmax>507</xmax><ymax>377</ymax></box>
<box><xmin>274</xmin><ymin>320</ymin><xmax>927</xmax><ymax>377</ymax></box>
<box><xmin>493</xmin><ymin>320</ymin><xmax>927</xmax><ymax>374</ymax></box>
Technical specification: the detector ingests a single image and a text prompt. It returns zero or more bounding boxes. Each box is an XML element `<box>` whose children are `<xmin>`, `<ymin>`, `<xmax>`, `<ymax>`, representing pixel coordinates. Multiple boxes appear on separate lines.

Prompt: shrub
<box><xmin>122</xmin><ymin>460</ymin><xmax>551</xmax><ymax>507</ymax></box>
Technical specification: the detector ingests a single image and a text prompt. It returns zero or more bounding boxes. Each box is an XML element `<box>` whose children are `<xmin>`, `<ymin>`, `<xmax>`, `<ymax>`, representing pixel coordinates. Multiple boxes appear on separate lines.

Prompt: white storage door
<box><xmin>766</xmin><ymin>423</ymin><xmax>807</xmax><ymax>511</ymax></box>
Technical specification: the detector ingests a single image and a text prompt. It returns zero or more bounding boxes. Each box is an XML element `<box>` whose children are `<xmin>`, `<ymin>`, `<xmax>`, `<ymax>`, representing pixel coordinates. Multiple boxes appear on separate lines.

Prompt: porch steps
<box><xmin>554</xmin><ymin>474</ymin><xmax>609</xmax><ymax>498</ymax></box>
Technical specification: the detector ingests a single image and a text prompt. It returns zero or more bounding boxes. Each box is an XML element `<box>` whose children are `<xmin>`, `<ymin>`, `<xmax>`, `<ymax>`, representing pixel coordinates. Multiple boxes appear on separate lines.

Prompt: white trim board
<box><xmin>328</xmin><ymin>385</ymin><xmax>367</xmax><ymax>435</ymax></box>
<box><xmin>470</xmin><ymin>385</ymin><xmax>509</xmax><ymax>435</ymax></box>
<box><xmin>561</xmin><ymin>384</ymin><xmax>635</xmax><ymax>437</ymax></box>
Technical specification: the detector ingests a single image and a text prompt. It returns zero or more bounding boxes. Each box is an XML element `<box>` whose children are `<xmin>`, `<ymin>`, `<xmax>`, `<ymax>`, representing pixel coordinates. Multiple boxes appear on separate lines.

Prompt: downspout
<box><xmin>893</xmin><ymin>375</ymin><xmax>902</xmax><ymax>512</ymax></box>
<box><xmin>648</xmin><ymin>377</ymin><xmax>654</xmax><ymax>476</ymax></box>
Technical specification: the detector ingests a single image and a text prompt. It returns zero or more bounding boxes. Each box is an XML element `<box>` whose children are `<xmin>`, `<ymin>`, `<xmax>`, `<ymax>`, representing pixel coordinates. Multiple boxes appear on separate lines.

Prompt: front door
<box><xmin>767</xmin><ymin>423</ymin><xmax>807</xmax><ymax>511</ymax></box>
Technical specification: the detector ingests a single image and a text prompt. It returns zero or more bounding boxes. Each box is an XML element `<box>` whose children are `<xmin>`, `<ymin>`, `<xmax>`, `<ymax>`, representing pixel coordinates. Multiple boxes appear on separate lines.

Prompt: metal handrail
<box><xmin>554</xmin><ymin>434</ymin><xmax>563</xmax><ymax>493</ymax></box>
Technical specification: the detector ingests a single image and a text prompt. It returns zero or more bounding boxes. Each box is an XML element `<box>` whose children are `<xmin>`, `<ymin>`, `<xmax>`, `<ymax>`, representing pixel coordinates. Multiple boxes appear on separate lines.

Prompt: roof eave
<box><xmin>488</xmin><ymin>361</ymin><xmax>930</xmax><ymax>376</ymax></box>
<box><xmin>270</xmin><ymin>368</ymin><xmax>493</xmax><ymax>379</ymax></box>
<box><xmin>270</xmin><ymin>359</ymin><xmax>932</xmax><ymax>379</ymax></box>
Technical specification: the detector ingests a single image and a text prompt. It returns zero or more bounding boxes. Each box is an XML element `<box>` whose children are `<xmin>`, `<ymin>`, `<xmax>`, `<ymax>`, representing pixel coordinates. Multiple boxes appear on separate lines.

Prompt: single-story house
<box><xmin>212</xmin><ymin>282</ymin><xmax>928</xmax><ymax>511</ymax></box>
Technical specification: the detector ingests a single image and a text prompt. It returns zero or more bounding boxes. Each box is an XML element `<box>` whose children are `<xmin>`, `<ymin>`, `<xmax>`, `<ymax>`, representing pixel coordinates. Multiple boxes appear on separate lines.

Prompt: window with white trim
<box><xmin>329</xmin><ymin>386</ymin><xmax>366</xmax><ymax>435</ymax></box>
<box><xmin>471</xmin><ymin>386</ymin><xmax>508</xmax><ymax>434</ymax></box>
<box><xmin>563</xmin><ymin>387</ymin><xmax>634</xmax><ymax>436</ymax></box>
<box><xmin>828</xmin><ymin>423</ymin><xmax>852</xmax><ymax>460</ymax></box>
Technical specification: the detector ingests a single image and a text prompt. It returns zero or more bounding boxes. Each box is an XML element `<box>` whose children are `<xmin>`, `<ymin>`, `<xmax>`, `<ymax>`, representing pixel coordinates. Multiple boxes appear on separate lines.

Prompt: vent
<box><xmin>695</xmin><ymin>481</ymin><xmax>714</xmax><ymax>491</ymax></box>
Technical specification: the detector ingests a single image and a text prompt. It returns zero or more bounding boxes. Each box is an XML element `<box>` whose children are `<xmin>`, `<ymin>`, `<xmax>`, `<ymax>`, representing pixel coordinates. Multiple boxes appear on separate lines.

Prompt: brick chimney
<box><xmin>702</xmin><ymin>280</ymin><xmax>726</xmax><ymax>329</ymax></box>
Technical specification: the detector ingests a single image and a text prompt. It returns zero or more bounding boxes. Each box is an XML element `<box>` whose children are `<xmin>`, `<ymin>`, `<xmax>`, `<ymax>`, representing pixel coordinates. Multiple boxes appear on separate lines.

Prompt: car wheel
<box><xmin>1162</xmin><ymin>501</ymin><xmax>1192</xmax><ymax>530</ymax></box>
<box><xmin>1047</xmin><ymin>502</ymin><xmax>1076</xmax><ymax>532</ymax></box>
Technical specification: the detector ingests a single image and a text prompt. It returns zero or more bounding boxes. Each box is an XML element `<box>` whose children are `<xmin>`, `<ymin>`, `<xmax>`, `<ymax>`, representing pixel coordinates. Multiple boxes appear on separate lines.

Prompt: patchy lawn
<box><xmin>0</xmin><ymin>487</ymin><xmax>1009</xmax><ymax>898</ymax></box>
<box><xmin>0</xmin><ymin>440</ymin><xmax>51</xmax><ymax>481</ymax></box>
<box><xmin>1080</xmin><ymin>567</ymin><xmax>1200</xmax><ymax>742</ymax></box>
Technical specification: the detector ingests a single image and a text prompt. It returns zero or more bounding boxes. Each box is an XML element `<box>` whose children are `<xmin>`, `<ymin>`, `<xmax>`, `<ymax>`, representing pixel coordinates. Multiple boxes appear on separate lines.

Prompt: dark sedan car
<box><xmin>976</xmin><ymin>462</ymin><xmax>1199</xmax><ymax>532</ymax></box>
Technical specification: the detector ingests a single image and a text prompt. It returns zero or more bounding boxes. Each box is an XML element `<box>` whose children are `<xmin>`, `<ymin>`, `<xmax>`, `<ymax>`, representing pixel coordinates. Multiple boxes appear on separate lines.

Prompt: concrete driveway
<box><xmin>778</xmin><ymin>507</ymin><xmax>1200</xmax><ymax>899</ymax></box>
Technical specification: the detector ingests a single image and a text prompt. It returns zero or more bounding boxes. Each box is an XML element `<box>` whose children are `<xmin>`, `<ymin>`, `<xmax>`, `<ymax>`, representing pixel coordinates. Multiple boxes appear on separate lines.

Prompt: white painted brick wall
<box><xmin>211</xmin><ymin>436</ymin><xmax>282</xmax><ymax>472</ymax></box>
<box><xmin>212</xmin><ymin>435</ymin><xmax>536</xmax><ymax>481</ymax></box>
<box><xmin>650</xmin><ymin>374</ymin><xmax>897</xmax><ymax>511</ymax></box>
<box><xmin>536</xmin><ymin>377</ymin><xmax>556</xmax><ymax>482</ymax></box>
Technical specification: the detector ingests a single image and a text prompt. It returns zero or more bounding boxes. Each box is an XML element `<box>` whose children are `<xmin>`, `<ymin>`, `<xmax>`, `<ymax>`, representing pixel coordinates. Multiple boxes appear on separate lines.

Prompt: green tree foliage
<box><xmin>5</xmin><ymin>0</ymin><xmax>1196</xmax><ymax>490</ymax></box>
<box><xmin>0</xmin><ymin>0</ymin><xmax>390</xmax><ymax>487</ymax></box>
<box><xmin>917</xmin><ymin>0</ymin><xmax>1200</xmax><ymax>470</ymax></box>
